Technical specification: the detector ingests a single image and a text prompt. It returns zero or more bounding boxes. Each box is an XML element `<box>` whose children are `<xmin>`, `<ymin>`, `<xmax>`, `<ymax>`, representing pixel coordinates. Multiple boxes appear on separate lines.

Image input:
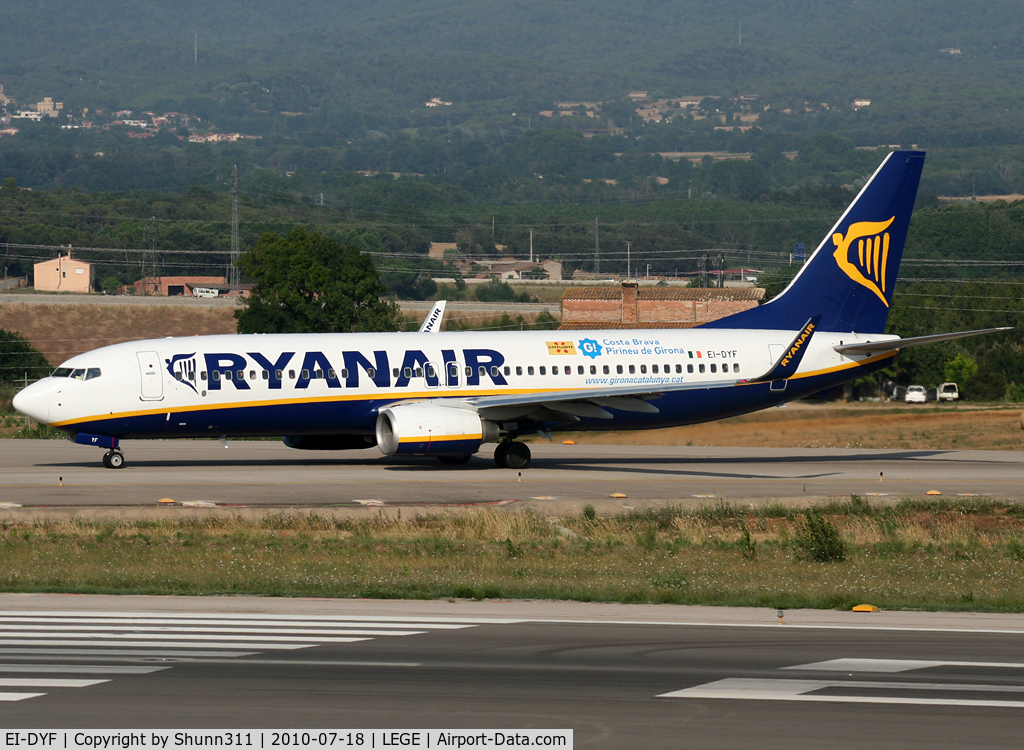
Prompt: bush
<box><xmin>794</xmin><ymin>510</ymin><xmax>846</xmax><ymax>562</ymax></box>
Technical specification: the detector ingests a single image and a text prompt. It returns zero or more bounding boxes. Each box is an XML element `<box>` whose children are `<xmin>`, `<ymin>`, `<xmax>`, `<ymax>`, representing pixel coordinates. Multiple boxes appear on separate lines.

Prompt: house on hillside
<box><xmin>34</xmin><ymin>253</ymin><xmax>94</xmax><ymax>293</ymax></box>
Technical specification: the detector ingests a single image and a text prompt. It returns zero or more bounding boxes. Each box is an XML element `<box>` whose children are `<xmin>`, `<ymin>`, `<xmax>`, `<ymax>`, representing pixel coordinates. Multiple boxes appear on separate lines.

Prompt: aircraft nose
<box><xmin>12</xmin><ymin>380</ymin><xmax>51</xmax><ymax>424</ymax></box>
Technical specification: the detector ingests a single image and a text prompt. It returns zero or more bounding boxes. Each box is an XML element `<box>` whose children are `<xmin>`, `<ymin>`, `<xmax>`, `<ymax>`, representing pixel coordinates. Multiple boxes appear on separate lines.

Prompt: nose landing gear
<box><xmin>494</xmin><ymin>441</ymin><xmax>531</xmax><ymax>469</ymax></box>
<box><xmin>102</xmin><ymin>450</ymin><xmax>125</xmax><ymax>469</ymax></box>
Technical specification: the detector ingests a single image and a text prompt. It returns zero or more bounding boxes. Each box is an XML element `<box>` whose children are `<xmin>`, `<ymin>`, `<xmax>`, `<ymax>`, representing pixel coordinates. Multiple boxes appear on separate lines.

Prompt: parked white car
<box><xmin>937</xmin><ymin>382</ymin><xmax>959</xmax><ymax>401</ymax></box>
<box><xmin>905</xmin><ymin>385</ymin><xmax>927</xmax><ymax>403</ymax></box>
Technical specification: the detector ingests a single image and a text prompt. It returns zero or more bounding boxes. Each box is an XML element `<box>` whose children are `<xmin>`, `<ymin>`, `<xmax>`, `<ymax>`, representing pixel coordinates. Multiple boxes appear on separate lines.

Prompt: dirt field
<box><xmin>0</xmin><ymin>302</ymin><xmax>238</xmax><ymax>365</ymax></box>
<box><xmin>564</xmin><ymin>402</ymin><xmax>1024</xmax><ymax>452</ymax></box>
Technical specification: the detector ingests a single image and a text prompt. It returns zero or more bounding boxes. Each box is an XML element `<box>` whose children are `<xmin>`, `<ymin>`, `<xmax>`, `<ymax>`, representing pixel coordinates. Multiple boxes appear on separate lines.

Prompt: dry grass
<box><xmin>3</xmin><ymin>500</ymin><xmax>1024</xmax><ymax>610</ymax></box>
<box><xmin>565</xmin><ymin>402</ymin><xmax>1024</xmax><ymax>451</ymax></box>
<box><xmin>0</xmin><ymin>303</ymin><xmax>237</xmax><ymax>365</ymax></box>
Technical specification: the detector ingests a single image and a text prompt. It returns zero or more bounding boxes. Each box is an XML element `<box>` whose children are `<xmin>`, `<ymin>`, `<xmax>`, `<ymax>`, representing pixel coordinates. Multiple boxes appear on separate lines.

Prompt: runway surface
<box><xmin>1</xmin><ymin>595</ymin><xmax>1024</xmax><ymax>748</ymax></box>
<box><xmin>1</xmin><ymin>439</ymin><xmax>1022</xmax><ymax>509</ymax></box>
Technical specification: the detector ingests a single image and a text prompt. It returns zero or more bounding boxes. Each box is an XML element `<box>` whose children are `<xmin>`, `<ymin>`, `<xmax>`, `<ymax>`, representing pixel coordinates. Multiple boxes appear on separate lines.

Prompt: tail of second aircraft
<box><xmin>702</xmin><ymin>150</ymin><xmax>926</xmax><ymax>333</ymax></box>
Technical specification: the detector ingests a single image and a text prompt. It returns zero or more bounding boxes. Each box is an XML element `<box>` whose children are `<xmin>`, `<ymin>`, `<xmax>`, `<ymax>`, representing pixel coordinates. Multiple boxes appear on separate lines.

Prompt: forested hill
<box><xmin>3</xmin><ymin>0</ymin><xmax>1023</xmax><ymax>117</ymax></box>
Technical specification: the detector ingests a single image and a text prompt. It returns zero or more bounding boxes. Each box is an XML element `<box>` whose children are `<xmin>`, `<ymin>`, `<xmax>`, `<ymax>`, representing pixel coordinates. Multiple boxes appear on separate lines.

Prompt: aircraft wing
<box><xmin>470</xmin><ymin>378</ymin><xmax>739</xmax><ymax>421</ymax></box>
<box><xmin>833</xmin><ymin>327</ymin><xmax>1010</xmax><ymax>355</ymax></box>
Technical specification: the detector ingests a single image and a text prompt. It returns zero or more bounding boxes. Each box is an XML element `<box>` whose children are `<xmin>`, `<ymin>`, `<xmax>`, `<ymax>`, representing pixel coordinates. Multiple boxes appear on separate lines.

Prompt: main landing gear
<box><xmin>494</xmin><ymin>441</ymin><xmax>531</xmax><ymax>469</ymax></box>
<box><xmin>102</xmin><ymin>450</ymin><xmax>125</xmax><ymax>469</ymax></box>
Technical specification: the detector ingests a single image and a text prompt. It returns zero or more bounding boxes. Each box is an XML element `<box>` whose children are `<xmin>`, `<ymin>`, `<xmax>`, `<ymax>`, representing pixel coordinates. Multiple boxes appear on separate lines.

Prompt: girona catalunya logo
<box><xmin>832</xmin><ymin>216</ymin><xmax>895</xmax><ymax>306</ymax></box>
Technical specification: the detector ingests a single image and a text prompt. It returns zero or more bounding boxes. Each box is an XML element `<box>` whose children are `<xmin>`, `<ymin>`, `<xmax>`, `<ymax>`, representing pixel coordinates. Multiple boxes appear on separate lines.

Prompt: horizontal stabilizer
<box><xmin>834</xmin><ymin>327</ymin><xmax>1011</xmax><ymax>355</ymax></box>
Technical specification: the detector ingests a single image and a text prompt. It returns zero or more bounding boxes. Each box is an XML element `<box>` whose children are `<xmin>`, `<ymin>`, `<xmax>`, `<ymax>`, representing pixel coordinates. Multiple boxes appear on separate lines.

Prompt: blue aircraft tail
<box><xmin>702</xmin><ymin>150</ymin><xmax>926</xmax><ymax>333</ymax></box>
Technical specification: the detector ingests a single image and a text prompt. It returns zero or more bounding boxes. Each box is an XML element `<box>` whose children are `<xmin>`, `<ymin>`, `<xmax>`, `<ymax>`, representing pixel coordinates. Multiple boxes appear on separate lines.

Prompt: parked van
<box><xmin>938</xmin><ymin>382</ymin><xmax>959</xmax><ymax>402</ymax></box>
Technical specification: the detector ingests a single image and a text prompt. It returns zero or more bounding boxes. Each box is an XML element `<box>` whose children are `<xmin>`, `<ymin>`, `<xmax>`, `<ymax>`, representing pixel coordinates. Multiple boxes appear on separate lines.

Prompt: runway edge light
<box><xmin>852</xmin><ymin>604</ymin><xmax>880</xmax><ymax>612</ymax></box>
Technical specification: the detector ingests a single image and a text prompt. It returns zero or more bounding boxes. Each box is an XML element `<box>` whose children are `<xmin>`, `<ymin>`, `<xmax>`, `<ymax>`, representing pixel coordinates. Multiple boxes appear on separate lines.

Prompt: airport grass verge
<box><xmin>3</xmin><ymin>497</ymin><xmax>1024</xmax><ymax>611</ymax></box>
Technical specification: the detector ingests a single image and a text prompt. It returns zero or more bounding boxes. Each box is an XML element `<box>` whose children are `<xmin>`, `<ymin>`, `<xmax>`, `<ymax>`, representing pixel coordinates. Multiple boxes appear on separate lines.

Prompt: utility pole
<box><xmin>194</xmin><ymin>28</ymin><xmax>198</xmax><ymax>68</ymax></box>
<box><xmin>529</xmin><ymin>228</ymin><xmax>534</xmax><ymax>264</ymax></box>
<box><xmin>229</xmin><ymin>165</ymin><xmax>240</xmax><ymax>291</ymax></box>
<box><xmin>594</xmin><ymin>216</ymin><xmax>600</xmax><ymax>273</ymax></box>
<box><xmin>625</xmin><ymin>241</ymin><xmax>632</xmax><ymax>279</ymax></box>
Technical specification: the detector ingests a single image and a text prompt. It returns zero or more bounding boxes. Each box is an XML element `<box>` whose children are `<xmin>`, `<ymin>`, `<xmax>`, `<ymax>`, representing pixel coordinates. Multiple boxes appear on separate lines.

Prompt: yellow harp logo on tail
<box><xmin>832</xmin><ymin>216</ymin><xmax>895</xmax><ymax>307</ymax></box>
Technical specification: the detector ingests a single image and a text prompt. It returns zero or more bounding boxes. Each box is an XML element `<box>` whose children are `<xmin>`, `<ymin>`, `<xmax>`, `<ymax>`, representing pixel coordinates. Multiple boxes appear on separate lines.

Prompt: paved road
<box><xmin>0</xmin><ymin>439</ymin><xmax>1020</xmax><ymax>510</ymax></box>
<box><xmin>1</xmin><ymin>596</ymin><xmax>1023</xmax><ymax>748</ymax></box>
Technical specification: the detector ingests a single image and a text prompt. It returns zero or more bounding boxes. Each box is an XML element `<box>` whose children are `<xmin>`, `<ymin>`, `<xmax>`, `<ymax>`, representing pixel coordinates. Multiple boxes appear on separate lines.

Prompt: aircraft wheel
<box><xmin>105</xmin><ymin>451</ymin><xmax>125</xmax><ymax>469</ymax></box>
<box><xmin>438</xmin><ymin>455</ymin><xmax>472</xmax><ymax>465</ymax></box>
<box><xmin>102</xmin><ymin>453</ymin><xmax>111</xmax><ymax>468</ymax></box>
<box><xmin>503</xmin><ymin>442</ymin><xmax>531</xmax><ymax>470</ymax></box>
<box><xmin>493</xmin><ymin>442</ymin><xmax>511</xmax><ymax>468</ymax></box>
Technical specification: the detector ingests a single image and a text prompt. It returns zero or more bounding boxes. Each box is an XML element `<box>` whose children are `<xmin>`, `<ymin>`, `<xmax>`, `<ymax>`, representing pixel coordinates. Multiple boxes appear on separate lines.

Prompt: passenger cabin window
<box><xmin>676</xmin><ymin>364</ymin><xmax>682</xmax><ymax>374</ymax></box>
<box><xmin>616</xmin><ymin>365</ymin><xmax>623</xmax><ymax>374</ymax></box>
<box><xmin>275</xmin><ymin>369</ymin><xmax>282</xmax><ymax>379</ymax></box>
<box><xmin>249</xmin><ymin>370</ymin><xmax>256</xmax><ymax>380</ymax></box>
<box><xmin>590</xmin><ymin>365</ymin><xmax>597</xmax><ymax>375</ymax></box>
<box><xmin>699</xmin><ymin>364</ymin><xmax>705</xmax><ymax>374</ymax></box>
<box><xmin>393</xmin><ymin>368</ymin><xmax>401</xmax><ymax>378</ymax></box>
<box><xmin>652</xmin><ymin>365</ymin><xmax>658</xmax><ymax>374</ymax></box>
<box><xmin>341</xmin><ymin>369</ymin><xmax>349</xmax><ymax>379</ymax></box>
<box><xmin>449</xmin><ymin>364</ymin><xmax>459</xmax><ymax>379</ymax></box>
<box><xmin>528</xmin><ymin>366</ymin><xmax>535</xmax><ymax>376</ymax></box>
<box><xmin>490</xmin><ymin>366</ymin><xmax>499</xmax><ymax>377</ymax></box>
<box><xmin>628</xmin><ymin>365</ymin><xmax>635</xmax><ymax>374</ymax></box>
<box><xmin>300</xmin><ymin>369</ymin><xmax>309</xmax><ymax>380</ymax></box>
<box><xmin>710</xmin><ymin>364</ymin><xmax>717</xmax><ymax>373</ymax></box>
<box><xmin>404</xmin><ymin>367</ymin><xmax>412</xmax><ymax>378</ymax></box>
<box><xmin>552</xmin><ymin>366</ymin><xmax>558</xmax><ymax>376</ymax></box>
<box><xmin>539</xmin><ymin>366</ymin><xmax>547</xmax><ymax>375</ymax></box>
<box><xmin>288</xmin><ymin>370</ymin><xmax>296</xmax><ymax>379</ymax></box>
<box><xmin>565</xmin><ymin>365</ymin><xmax>571</xmax><ymax>375</ymax></box>
<box><xmin>687</xmin><ymin>364</ymin><xmax>694</xmax><ymax>374</ymax></box>
<box><xmin>516</xmin><ymin>366</ymin><xmax>523</xmax><ymax>376</ymax></box>
<box><xmin>640</xmin><ymin>365</ymin><xmax>647</xmax><ymax>374</ymax></box>
<box><xmin>415</xmin><ymin>367</ymin><xmax>423</xmax><ymax>378</ymax></box>
<box><xmin>201</xmin><ymin>371</ymin><xmax>208</xmax><ymax>380</ymax></box>
<box><xmin>328</xmin><ymin>369</ymin><xmax>336</xmax><ymax>379</ymax></box>
<box><xmin>174</xmin><ymin>371</ymin><xmax>183</xmax><ymax>381</ymax></box>
<box><xmin>603</xmin><ymin>365</ymin><xmax>610</xmax><ymax>374</ymax></box>
<box><xmin>262</xmin><ymin>370</ymin><xmax>270</xmax><ymax>380</ymax></box>
<box><xmin>503</xmin><ymin>366</ymin><xmax>511</xmax><ymax>376</ymax></box>
<box><xmin>427</xmin><ymin>365</ymin><xmax>437</xmax><ymax>379</ymax></box>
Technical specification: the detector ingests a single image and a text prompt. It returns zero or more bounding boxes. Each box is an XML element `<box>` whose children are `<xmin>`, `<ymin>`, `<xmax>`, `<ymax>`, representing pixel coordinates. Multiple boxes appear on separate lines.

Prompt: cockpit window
<box><xmin>70</xmin><ymin>369</ymin><xmax>86</xmax><ymax>380</ymax></box>
<box><xmin>85</xmin><ymin>368</ymin><xmax>102</xmax><ymax>380</ymax></box>
<box><xmin>52</xmin><ymin>367</ymin><xmax>73</xmax><ymax>378</ymax></box>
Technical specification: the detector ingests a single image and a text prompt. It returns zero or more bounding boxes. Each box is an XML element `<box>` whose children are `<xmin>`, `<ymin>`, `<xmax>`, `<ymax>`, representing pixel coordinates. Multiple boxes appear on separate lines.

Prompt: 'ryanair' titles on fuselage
<box><xmin>169</xmin><ymin>348</ymin><xmax>510</xmax><ymax>391</ymax></box>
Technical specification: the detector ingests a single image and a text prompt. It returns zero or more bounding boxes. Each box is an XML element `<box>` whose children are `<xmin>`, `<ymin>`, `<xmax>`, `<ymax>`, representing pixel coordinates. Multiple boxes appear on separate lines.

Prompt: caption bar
<box><xmin>2</xmin><ymin>732</ymin><xmax>571</xmax><ymax>750</ymax></box>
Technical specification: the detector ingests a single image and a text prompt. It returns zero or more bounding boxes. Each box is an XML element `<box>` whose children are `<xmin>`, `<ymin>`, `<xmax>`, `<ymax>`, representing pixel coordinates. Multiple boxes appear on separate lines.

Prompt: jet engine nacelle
<box><xmin>282</xmin><ymin>435</ymin><xmax>376</xmax><ymax>450</ymax></box>
<box><xmin>375</xmin><ymin>402</ymin><xmax>499</xmax><ymax>457</ymax></box>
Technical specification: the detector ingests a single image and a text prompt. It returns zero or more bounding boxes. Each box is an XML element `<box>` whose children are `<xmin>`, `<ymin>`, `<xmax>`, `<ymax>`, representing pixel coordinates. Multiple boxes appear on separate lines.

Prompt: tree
<box><xmin>0</xmin><ymin>329</ymin><xmax>51</xmax><ymax>385</ymax></box>
<box><xmin>944</xmin><ymin>352</ymin><xmax>979</xmax><ymax>386</ymax></box>
<box><xmin>234</xmin><ymin>227</ymin><xmax>401</xmax><ymax>334</ymax></box>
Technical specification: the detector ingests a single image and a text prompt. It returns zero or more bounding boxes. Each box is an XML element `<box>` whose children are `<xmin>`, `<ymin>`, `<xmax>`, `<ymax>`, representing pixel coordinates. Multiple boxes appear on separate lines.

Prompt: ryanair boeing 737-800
<box><xmin>12</xmin><ymin>151</ymin><xmax>1007</xmax><ymax>469</ymax></box>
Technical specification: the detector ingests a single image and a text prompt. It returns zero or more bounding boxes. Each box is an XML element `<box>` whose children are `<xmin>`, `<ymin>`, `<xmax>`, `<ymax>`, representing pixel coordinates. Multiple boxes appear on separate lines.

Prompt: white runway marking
<box><xmin>0</xmin><ymin>611</ymin><xmax>522</xmax><ymax>624</ymax></box>
<box><xmin>0</xmin><ymin>617</ymin><xmax>476</xmax><ymax>630</ymax></box>
<box><xmin>0</xmin><ymin>609</ymin><xmax>495</xmax><ymax>703</ymax></box>
<box><xmin>0</xmin><ymin>639</ymin><xmax>322</xmax><ymax>649</ymax></box>
<box><xmin>0</xmin><ymin>678</ymin><xmax>109</xmax><ymax>688</ymax></box>
<box><xmin>0</xmin><ymin>625</ymin><xmax>429</xmax><ymax>637</ymax></box>
<box><xmin>659</xmin><ymin>677</ymin><xmax>1024</xmax><ymax>708</ymax></box>
<box><xmin>0</xmin><ymin>648</ymin><xmax>256</xmax><ymax>657</ymax></box>
<box><xmin>0</xmin><ymin>664</ymin><xmax>169</xmax><ymax>674</ymax></box>
<box><xmin>787</xmin><ymin>658</ymin><xmax>1024</xmax><ymax>673</ymax></box>
<box><xmin>0</xmin><ymin>632</ymin><xmax>383</xmax><ymax>643</ymax></box>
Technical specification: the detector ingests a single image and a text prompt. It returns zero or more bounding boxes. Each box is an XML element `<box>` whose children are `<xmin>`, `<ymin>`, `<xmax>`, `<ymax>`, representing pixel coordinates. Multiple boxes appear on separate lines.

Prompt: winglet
<box><xmin>749</xmin><ymin>316</ymin><xmax>821</xmax><ymax>383</ymax></box>
<box><xmin>418</xmin><ymin>300</ymin><xmax>447</xmax><ymax>333</ymax></box>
